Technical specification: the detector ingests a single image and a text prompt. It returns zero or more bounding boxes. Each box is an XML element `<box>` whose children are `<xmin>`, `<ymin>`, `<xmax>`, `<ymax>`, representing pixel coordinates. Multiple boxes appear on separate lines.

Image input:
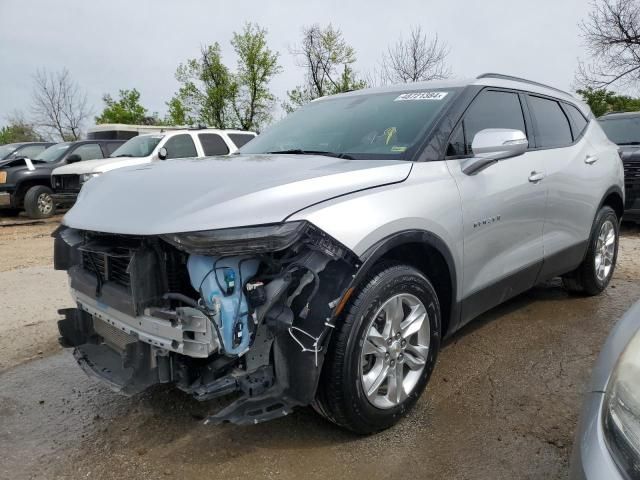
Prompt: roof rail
<box><xmin>476</xmin><ymin>73</ymin><xmax>571</xmax><ymax>97</ymax></box>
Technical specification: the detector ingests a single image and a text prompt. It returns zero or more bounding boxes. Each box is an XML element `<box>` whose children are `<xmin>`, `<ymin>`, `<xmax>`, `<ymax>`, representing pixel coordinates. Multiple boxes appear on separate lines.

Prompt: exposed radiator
<box><xmin>93</xmin><ymin>317</ymin><xmax>136</xmax><ymax>353</ymax></box>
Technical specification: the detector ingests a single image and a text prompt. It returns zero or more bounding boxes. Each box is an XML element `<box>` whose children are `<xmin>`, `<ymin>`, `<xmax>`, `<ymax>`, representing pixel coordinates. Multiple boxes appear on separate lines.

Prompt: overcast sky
<box><xmin>0</xmin><ymin>0</ymin><xmax>594</xmax><ymax>129</ymax></box>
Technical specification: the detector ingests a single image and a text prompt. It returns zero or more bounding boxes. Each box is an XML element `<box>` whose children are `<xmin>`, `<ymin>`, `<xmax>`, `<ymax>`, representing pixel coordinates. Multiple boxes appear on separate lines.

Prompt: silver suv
<box><xmin>54</xmin><ymin>73</ymin><xmax>624</xmax><ymax>434</ymax></box>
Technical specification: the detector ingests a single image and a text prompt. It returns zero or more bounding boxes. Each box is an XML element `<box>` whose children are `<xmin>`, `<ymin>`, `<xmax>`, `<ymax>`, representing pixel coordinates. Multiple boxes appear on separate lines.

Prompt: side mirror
<box><xmin>157</xmin><ymin>147</ymin><xmax>168</xmax><ymax>160</ymax></box>
<box><xmin>460</xmin><ymin>128</ymin><xmax>528</xmax><ymax>175</ymax></box>
<box><xmin>66</xmin><ymin>154</ymin><xmax>82</xmax><ymax>164</ymax></box>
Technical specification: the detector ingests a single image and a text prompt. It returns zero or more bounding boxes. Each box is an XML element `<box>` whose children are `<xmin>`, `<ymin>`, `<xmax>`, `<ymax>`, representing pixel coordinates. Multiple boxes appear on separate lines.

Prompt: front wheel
<box><xmin>563</xmin><ymin>206</ymin><xmax>619</xmax><ymax>295</ymax></box>
<box><xmin>314</xmin><ymin>264</ymin><xmax>441</xmax><ymax>434</ymax></box>
<box><xmin>23</xmin><ymin>185</ymin><xmax>55</xmax><ymax>219</ymax></box>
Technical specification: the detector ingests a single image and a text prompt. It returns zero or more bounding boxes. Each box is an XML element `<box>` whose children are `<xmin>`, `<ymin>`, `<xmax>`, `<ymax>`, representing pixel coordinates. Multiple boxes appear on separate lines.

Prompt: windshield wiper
<box><xmin>618</xmin><ymin>142</ymin><xmax>640</xmax><ymax>145</ymax></box>
<box><xmin>267</xmin><ymin>149</ymin><xmax>354</xmax><ymax>160</ymax></box>
<box><xmin>111</xmin><ymin>154</ymin><xmax>134</xmax><ymax>158</ymax></box>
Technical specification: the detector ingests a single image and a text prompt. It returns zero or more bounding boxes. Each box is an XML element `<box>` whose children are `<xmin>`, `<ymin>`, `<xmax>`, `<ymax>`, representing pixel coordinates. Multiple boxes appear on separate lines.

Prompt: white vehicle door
<box><xmin>162</xmin><ymin>134</ymin><xmax>200</xmax><ymax>159</ymax></box>
<box><xmin>197</xmin><ymin>132</ymin><xmax>232</xmax><ymax>156</ymax></box>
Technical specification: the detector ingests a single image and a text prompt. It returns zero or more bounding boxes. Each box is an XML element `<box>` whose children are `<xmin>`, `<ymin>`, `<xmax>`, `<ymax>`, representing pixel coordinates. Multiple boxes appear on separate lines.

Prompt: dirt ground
<box><xmin>1</xmin><ymin>216</ymin><xmax>639</xmax><ymax>480</ymax></box>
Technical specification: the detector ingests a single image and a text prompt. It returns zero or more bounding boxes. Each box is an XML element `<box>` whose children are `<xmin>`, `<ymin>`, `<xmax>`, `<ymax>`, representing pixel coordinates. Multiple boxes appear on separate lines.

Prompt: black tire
<box><xmin>23</xmin><ymin>185</ymin><xmax>55</xmax><ymax>219</ymax></box>
<box><xmin>314</xmin><ymin>263</ymin><xmax>441</xmax><ymax>434</ymax></box>
<box><xmin>563</xmin><ymin>206</ymin><xmax>619</xmax><ymax>296</ymax></box>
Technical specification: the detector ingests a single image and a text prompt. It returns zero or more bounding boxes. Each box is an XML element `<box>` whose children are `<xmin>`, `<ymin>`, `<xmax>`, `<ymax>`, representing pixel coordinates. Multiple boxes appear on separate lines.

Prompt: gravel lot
<box><xmin>1</xmin><ymin>214</ymin><xmax>639</xmax><ymax>480</ymax></box>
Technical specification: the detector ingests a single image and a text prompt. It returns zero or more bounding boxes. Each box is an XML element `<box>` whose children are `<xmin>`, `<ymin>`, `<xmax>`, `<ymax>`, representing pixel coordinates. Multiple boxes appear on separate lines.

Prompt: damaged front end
<box><xmin>53</xmin><ymin>221</ymin><xmax>358</xmax><ymax>425</ymax></box>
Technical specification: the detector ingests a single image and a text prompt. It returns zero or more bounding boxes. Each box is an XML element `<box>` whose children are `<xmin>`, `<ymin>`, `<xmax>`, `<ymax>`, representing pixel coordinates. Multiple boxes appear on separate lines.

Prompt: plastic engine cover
<box><xmin>187</xmin><ymin>255</ymin><xmax>260</xmax><ymax>356</ymax></box>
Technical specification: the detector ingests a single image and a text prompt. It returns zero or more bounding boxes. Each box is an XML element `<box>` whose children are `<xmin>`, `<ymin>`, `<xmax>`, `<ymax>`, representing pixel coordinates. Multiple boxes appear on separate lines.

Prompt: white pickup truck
<box><xmin>51</xmin><ymin>128</ymin><xmax>256</xmax><ymax>207</ymax></box>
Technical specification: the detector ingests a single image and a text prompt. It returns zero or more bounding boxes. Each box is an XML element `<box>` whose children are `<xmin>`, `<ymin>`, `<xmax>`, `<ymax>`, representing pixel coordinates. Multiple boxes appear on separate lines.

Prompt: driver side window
<box><xmin>446</xmin><ymin>90</ymin><xmax>527</xmax><ymax>157</ymax></box>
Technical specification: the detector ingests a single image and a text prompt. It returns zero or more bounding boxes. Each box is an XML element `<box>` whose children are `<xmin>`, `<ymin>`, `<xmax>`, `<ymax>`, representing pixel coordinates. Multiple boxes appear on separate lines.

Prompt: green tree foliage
<box><xmin>231</xmin><ymin>23</ymin><xmax>282</xmax><ymax>130</ymax></box>
<box><xmin>95</xmin><ymin>89</ymin><xmax>148</xmax><ymax>125</ymax></box>
<box><xmin>284</xmin><ymin>24</ymin><xmax>367</xmax><ymax>112</ymax></box>
<box><xmin>577</xmin><ymin>87</ymin><xmax>640</xmax><ymax>117</ymax></box>
<box><xmin>0</xmin><ymin>119</ymin><xmax>41</xmax><ymax>144</ymax></box>
<box><xmin>165</xmin><ymin>97</ymin><xmax>192</xmax><ymax>126</ymax></box>
<box><xmin>170</xmin><ymin>44</ymin><xmax>236</xmax><ymax>129</ymax></box>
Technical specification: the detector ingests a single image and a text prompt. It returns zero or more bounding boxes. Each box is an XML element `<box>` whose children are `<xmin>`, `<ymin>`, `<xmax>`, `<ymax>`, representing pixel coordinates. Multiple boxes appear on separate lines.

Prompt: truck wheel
<box><xmin>563</xmin><ymin>206</ymin><xmax>619</xmax><ymax>295</ymax></box>
<box><xmin>24</xmin><ymin>185</ymin><xmax>55</xmax><ymax>219</ymax></box>
<box><xmin>314</xmin><ymin>264</ymin><xmax>441</xmax><ymax>434</ymax></box>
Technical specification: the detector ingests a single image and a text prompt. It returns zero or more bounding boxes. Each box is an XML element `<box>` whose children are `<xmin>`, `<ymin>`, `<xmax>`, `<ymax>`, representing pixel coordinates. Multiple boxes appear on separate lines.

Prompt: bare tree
<box><xmin>380</xmin><ymin>26</ymin><xmax>451</xmax><ymax>84</ymax></box>
<box><xmin>31</xmin><ymin>68</ymin><xmax>91</xmax><ymax>141</ymax></box>
<box><xmin>284</xmin><ymin>24</ymin><xmax>367</xmax><ymax>112</ymax></box>
<box><xmin>577</xmin><ymin>0</ymin><xmax>640</xmax><ymax>89</ymax></box>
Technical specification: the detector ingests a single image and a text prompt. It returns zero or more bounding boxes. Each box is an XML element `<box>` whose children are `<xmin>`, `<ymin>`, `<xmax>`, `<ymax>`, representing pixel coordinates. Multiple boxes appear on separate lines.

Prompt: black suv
<box><xmin>0</xmin><ymin>139</ymin><xmax>124</xmax><ymax>218</ymax></box>
<box><xmin>599</xmin><ymin>111</ymin><xmax>640</xmax><ymax>222</ymax></box>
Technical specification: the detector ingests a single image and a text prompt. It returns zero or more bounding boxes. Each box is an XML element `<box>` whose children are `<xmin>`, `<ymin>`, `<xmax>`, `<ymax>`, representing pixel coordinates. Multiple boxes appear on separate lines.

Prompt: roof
<box><xmin>87</xmin><ymin>124</ymin><xmax>185</xmax><ymax>133</ymax></box>
<box><xmin>321</xmin><ymin>73</ymin><xmax>591</xmax><ymax>116</ymax></box>
<box><xmin>134</xmin><ymin>128</ymin><xmax>255</xmax><ymax>138</ymax></box>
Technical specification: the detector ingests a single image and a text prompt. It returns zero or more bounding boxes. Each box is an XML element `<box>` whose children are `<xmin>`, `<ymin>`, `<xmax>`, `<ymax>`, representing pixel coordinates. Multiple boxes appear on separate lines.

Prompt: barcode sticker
<box><xmin>394</xmin><ymin>92</ymin><xmax>448</xmax><ymax>101</ymax></box>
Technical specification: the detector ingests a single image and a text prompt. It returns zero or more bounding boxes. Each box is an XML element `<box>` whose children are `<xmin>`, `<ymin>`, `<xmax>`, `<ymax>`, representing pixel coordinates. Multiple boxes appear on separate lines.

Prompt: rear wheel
<box><xmin>563</xmin><ymin>206</ymin><xmax>619</xmax><ymax>295</ymax></box>
<box><xmin>314</xmin><ymin>264</ymin><xmax>441</xmax><ymax>434</ymax></box>
<box><xmin>24</xmin><ymin>185</ymin><xmax>55</xmax><ymax>219</ymax></box>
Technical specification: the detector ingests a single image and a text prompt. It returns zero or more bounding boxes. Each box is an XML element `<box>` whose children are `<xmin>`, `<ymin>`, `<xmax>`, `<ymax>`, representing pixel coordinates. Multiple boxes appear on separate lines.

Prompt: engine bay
<box><xmin>53</xmin><ymin>222</ymin><xmax>358</xmax><ymax>425</ymax></box>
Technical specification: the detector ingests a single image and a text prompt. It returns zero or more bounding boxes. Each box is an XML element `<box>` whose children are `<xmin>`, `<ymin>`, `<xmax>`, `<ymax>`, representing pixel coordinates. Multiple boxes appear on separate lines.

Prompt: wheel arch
<box><xmin>599</xmin><ymin>185</ymin><xmax>624</xmax><ymax>221</ymax></box>
<box><xmin>14</xmin><ymin>177</ymin><xmax>53</xmax><ymax>205</ymax></box>
<box><xmin>344</xmin><ymin>230</ymin><xmax>459</xmax><ymax>337</ymax></box>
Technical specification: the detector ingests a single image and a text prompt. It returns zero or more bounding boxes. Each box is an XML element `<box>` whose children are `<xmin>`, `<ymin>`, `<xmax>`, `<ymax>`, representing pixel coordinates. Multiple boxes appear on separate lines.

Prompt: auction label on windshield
<box><xmin>394</xmin><ymin>92</ymin><xmax>448</xmax><ymax>101</ymax></box>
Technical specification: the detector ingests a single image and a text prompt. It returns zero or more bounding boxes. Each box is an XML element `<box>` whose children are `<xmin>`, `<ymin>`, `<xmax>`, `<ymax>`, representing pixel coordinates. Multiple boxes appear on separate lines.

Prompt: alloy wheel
<box><xmin>37</xmin><ymin>192</ymin><xmax>53</xmax><ymax>216</ymax></box>
<box><xmin>595</xmin><ymin>219</ymin><xmax>616</xmax><ymax>282</ymax></box>
<box><xmin>359</xmin><ymin>293</ymin><xmax>430</xmax><ymax>409</ymax></box>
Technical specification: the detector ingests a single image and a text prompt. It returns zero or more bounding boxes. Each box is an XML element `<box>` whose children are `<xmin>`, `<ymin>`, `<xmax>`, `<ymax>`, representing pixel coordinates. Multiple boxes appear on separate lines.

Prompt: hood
<box><xmin>0</xmin><ymin>157</ymin><xmax>53</xmax><ymax>171</ymax></box>
<box><xmin>53</xmin><ymin>156</ymin><xmax>150</xmax><ymax>175</ymax></box>
<box><xmin>63</xmin><ymin>154</ymin><xmax>412</xmax><ymax>235</ymax></box>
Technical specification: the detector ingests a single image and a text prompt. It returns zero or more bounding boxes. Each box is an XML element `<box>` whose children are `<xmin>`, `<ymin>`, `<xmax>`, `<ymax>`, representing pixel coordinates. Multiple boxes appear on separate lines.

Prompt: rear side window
<box><xmin>447</xmin><ymin>90</ymin><xmax>526</xmax><ymax>157</ymax></box>
<box><xmin>72</xmin><ymin>143</ymin><xmax>104</xmax><ymax>161</ymax></box>
<box><xmin>198</xmin><ymin>133</ymin><xmax>229</xmax><ymax>156</ymax></box>
<box><xmin>15</xmin><ymin>145</ymin><xmax>46</xmax><ymax>159</ymax></box>
<box><xmin>528</xmin><ymin>96</ymin><xmax>573</xmax><ymax>148</ymax></box>
<box><xmin>164</xmin><ymin>134</ymin><xmax>197</xmax><ymax>159</ymax></box>
<box><xmin>564</xmin><ymin>104</ymin><xmax>589</xmax><ymax>140</ymax></box>
<box><xmin>228</xmin><ymin>133</ymin><xmax>255</xmax><ymax>149</ymax></box>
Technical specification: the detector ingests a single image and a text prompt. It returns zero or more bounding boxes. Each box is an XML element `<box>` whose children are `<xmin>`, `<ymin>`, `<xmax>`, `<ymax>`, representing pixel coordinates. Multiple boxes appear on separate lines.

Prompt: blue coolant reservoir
<box><xmin>186</xmin><ymin>255</ymin><xmax>260</xmax><ymax>356</ymax></box>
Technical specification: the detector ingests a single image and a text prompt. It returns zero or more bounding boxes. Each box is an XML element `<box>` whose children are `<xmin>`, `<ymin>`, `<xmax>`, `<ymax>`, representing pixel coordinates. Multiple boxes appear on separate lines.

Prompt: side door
<box><xmin>162</xmin><ymin>134</ymin><xmax>199</xmax><ymax>159</ymax></box>
<box><xmin>65</xmin><ymin>143</ymin><xmax>104</xmax><ymax>163</ymax></box>
<box><xmin>525</xmin><ymin>96</ymin><xmax>609</xmax><ymax>277</ymax></box>
<box><xmin>198</xmin><ymin>133</ymin><xmax>230</xmax><ymax>156</ymax></box>
<box><xmin>444</xmin><ymin>89</ymin><xmax>547</xmax><ymax>323</ymax></box>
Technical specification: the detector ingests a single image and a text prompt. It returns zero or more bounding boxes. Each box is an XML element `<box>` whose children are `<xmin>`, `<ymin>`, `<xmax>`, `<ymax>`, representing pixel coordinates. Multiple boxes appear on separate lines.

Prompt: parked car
<box><xmin>51</xmin><ymin>128</ymin><xmax>256</xmax><ymax>206</ymax></box>
<box><xmin>570</xmin><ymin>301</ymin><xmax>640</xmax><ymax>479</ymax></box>
<box><xmin>54</xmin><ymin>73</ymin><xmax>624</xmax><ymax>433</ymax></box>
<box><xmin>0</xmin><ymin>141</ymin><xmax>53</xmax><ymax>161</ymax></box>
<box><xmin>598</xmin><ymin>111</ymin><xmax>640</xmax><ymax>223</ymax></box>
<box><xmin>0</xmin><ymin>140</ymin><xmax>124</xmax><ymax>218</ymax></box>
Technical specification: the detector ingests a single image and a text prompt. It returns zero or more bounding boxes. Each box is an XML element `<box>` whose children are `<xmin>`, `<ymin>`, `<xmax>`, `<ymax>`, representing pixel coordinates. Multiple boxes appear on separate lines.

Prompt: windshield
<box><xmin>0</xmin><ymin>143</ymin><xmax>20</xmax><ymax>160</ymax></box>
<box><xmin>110</xmin><ymin>135</ymin><xmax>164</xmax><ymax>158</ymax></box>
<box><xmin>599</xmin><ymin>116</ymin><xmax>640</xmax><ymax>145</ymax></box>
<box><xmin>34</xmin><ymin>143</ymin><xmax>70</xmax><ymax>162</ymax></box>
<box><xmin>240</xmin><ymin>89</ymin><xmax>459</xmax><ymax>159</ymax></box>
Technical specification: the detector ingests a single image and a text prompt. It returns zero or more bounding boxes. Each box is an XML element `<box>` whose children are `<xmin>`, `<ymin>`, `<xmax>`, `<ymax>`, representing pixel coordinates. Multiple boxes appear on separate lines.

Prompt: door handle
<box><xmin>585</xmin><ymin>155</ymin><xmax>599</xmax><ymax>165</ymax></box>
<box><xmin>528</xmin><ymin>171</ymin><xmax>545</xmax><ymax>183</ymax></box>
